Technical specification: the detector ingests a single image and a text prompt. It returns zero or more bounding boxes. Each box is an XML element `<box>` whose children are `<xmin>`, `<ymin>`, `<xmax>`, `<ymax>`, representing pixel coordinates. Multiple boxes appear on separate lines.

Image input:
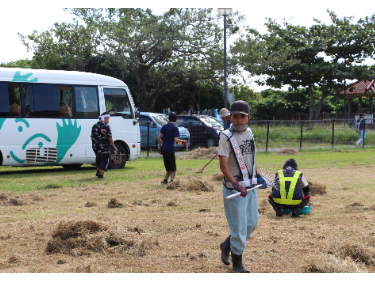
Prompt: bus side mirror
<box><xmin>133</xmin><ymin>107</ymin><xmax>140</xmax><ymax>125</ymax></box>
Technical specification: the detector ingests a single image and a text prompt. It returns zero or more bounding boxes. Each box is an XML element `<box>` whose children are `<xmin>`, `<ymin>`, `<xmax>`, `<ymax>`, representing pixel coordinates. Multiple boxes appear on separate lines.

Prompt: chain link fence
<box><xmin>251</xmin><ymin>119</ymin><xmax>375</xmax><ymax>152</ymax></box>
<box><xmin>139</xmin><ymin>119</ymin><xmax>375</xmax><ymax>157</ymax></box>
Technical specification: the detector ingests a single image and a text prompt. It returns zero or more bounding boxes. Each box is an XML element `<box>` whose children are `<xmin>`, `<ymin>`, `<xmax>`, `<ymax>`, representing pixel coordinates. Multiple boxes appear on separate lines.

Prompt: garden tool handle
<box><xmin>225</xmin><ymin>184</ymin><xmax>262</xmax><ymax>200</ymax></box>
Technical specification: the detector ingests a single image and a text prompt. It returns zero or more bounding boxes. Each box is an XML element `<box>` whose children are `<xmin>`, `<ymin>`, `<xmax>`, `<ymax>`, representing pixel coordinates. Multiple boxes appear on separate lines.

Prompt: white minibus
<box><xmin>0</xmin><ymin>67</ymin><xmax>140</xmax><ymax>169</ymax></box>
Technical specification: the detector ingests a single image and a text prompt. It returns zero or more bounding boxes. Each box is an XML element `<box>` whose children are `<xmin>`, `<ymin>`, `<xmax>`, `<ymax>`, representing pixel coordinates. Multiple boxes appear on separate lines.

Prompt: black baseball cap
<box><xmin>230</xmin><ymin>100</ymin><xmax>250</xmax><ymax>115</ymax></box>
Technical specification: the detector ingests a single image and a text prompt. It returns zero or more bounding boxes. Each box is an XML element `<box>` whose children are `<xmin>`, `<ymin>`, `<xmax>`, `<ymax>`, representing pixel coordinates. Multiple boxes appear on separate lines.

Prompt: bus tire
<box><xmin>109</xmin><ymin>143</ymin><xmax>126</xmax><ymax>169</ymax></box>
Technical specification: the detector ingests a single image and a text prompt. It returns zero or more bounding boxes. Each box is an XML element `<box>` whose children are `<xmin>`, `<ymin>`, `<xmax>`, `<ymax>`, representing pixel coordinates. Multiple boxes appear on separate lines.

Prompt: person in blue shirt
<box><xmin>157</xmin><ymin>112</ymin><xmax>187</xmax><ymax>184</ymax></box>
<box><xmin>355</xmin><ymin>113</ymin><xmax>366</xmax><ymax>146</ymax></box>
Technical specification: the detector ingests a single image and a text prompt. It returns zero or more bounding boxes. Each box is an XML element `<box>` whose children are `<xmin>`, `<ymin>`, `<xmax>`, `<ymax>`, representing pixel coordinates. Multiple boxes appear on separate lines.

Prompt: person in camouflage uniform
<box><xmin>91</xmin><ymin>112</ymin><xmax>114</xmax><ymax>178</ymax></box>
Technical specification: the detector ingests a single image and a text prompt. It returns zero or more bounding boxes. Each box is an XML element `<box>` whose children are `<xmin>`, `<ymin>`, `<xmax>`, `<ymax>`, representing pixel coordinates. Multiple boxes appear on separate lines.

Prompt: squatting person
<box><xmin>157</xmin><ymin>112</ymin><xmax>187</xmax><ymax>184</ymax></box>
<box><xmin>218</xmin><ymin>100</ymin><xmax>267</xmax><ymax>273</ymax></box>
<box><xmin>268</xmin><ymin>158</ymin><xmax>310</xmax><ymax>217</ymax></box>
<box><xmin>91</xmin><ymin>112</ymin><xmax>114</xmax><ymax>179</ymax></box>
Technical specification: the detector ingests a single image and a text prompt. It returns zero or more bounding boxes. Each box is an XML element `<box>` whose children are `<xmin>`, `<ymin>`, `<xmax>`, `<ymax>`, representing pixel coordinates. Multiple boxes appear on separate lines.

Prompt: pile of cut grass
<box><xmin>166</xmin><ymin>178</ymin><xmax>214</xmax><ymax>192</ymax></box>
<box><xmin>46</xmin><ymin>220</ymin><xmax>158</xmax><ymax>257</ymax></box>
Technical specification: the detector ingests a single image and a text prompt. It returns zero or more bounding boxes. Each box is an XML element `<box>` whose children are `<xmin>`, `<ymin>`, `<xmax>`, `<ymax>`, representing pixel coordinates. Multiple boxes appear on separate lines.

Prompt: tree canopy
<box><xmin>232</xmin><ymin>10</ymin><xmax>375</xmax><ymax>121</ymax></box>
<box><xmin>18</xmin><ymin>8</ymin><xmax>244</xmax><ymax>112</ymax></box>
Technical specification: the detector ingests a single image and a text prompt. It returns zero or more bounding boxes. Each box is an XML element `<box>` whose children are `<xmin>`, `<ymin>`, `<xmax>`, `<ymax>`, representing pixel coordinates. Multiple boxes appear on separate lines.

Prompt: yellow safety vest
<box><xmin>273</xmin><ymin>170</ymin><xmax>302</xmax><ymax>205</ymax></box>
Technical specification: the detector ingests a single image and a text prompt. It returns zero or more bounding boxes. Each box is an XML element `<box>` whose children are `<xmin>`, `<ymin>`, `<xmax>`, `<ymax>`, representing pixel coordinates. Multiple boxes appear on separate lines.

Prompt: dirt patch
<box><xmin>308</xmin><ymin>180</ymin><xmax>327</xmax><ymax>196</ymax></box>
<box><xmin>166</xmin><ymin>178</ymin><xmax>214</xmax><ymax>192</ymax></box>
<box><xmin>46</xmin><ymin>220</ymin><xmax>157</xmax><ymax>256</ymax></box>
<box><xmin>275</xmin><ymin>148</ymin><xmax>299</xmax><ymax>155</ymax></box>
<box><xmin>0</xmin><ymin>191</ymin><xmax>44</xmax><ymax>206</ymax></box>
<box><xmin>178</xmin><ymin>147</ymin><xmax>217</xmax><ymax>160</ymax></box>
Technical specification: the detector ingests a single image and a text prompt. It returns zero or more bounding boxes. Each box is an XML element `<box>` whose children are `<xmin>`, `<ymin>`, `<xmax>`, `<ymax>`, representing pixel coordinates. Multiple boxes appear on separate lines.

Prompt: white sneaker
<box><xmin>356</xmin><ymin>141</ymin><xmax>360</xmax><ymax>146</ymax></box>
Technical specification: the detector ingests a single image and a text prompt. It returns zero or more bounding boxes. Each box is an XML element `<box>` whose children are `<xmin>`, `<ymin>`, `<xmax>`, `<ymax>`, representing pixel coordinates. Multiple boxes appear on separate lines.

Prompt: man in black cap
<box><xmin>268</xmin><ymin>158</ymin><xmax>310</xmax><ymax>217</ymax></box>
<box><xmin>218</xmin><ymin>100</ymin><xmax>268</xmax><ymax>273</ymax></box>
<box><xmin>157</xmin><ymin>112</ymin><xmax>187</xmax><ymax>184</ymax></box>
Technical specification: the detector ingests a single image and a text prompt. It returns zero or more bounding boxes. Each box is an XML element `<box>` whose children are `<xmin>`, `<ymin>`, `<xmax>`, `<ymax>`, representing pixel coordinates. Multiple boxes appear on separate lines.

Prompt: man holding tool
<box><xmin>157</xmin><ymin>112</ymin><xmax>188</xmax><ymax>184</ymax></box>
<box><xmin>91</xmin><ymin>112</ymin><xmax>114</xmax><ymax>179</ymax></box>
<box><xmin>218</xmin><ymin>100</ymin><xmax>267</xmax><ymax>273</ymax></box>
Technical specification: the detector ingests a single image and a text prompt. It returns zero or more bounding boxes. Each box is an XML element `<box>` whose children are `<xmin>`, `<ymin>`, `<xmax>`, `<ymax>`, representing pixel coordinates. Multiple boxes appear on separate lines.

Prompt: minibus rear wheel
<box><xmin>109</xmin><ymin>143</ymin><xmax>126</xmax><ymax>169</ymax></box>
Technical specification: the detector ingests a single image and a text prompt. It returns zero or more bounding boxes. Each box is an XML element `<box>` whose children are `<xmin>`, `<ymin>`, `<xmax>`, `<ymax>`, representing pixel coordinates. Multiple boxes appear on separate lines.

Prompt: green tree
<box><xmin>18</xmin><ymin>8</ymin><xmax>244</xmax><ymax>111</ymax></box>
<box><xmin>63</xmin><ymin>8</ymin><xmax>244</xmax><ymax>111</ymax></box>
<box><xmin>232</xmin><ymin>10</ymin><xmax>375</xmax><ymax>122</ymax></box>
<box><xmin>229</xmin><ymin>84</ymin><xmax>261</xmax><ymax>104</ymax></box>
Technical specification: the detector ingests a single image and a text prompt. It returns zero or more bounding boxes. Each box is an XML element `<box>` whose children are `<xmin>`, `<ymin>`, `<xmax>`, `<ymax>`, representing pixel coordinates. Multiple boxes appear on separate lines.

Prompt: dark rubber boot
<box><xmin>96</xmin><ymin>170</ymin><xmax>100</xmax><ymax>177</ymax></box>
<box><xmin>220</xmin><ymin>235</ymin><xmax>231</xmax><ymax>265</ymax></box>
<box><xmin>269</xmin><ymin>198</ymin><xmax>283</xmax><ymax>217</ymax></box>
<box><xmin>292</xmin><ymin>208</ymin><xmax>301</xmax><ymax>217</ymax></box>
<box><xmin>231</xmin><ymin>252</ymin><xmax>250</xmax><ymax>273</ymax></box>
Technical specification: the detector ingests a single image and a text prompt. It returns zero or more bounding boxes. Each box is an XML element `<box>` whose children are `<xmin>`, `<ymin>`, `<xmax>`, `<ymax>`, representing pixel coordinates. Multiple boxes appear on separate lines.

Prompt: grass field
<box><xmin>1</xmin><ymin>148</ymin><xmax>375</xmax><ymax>273</ymax></box>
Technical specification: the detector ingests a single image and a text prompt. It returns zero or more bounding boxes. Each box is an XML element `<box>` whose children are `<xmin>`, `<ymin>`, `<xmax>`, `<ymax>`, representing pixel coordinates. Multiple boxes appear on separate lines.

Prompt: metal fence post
<box><xmin>331</xmin><ymin>118</ymin><xmax>335</xmax><ymax>149</ymax></box>
<box><xmin>189</xmin><ymin>122</ymin><xmax>192</xmax><ymax>151</ymax></box>
<box><xmin>300</xmin><ymin>120</ymin><xmax>304</xmax><ymax>151</ymax></box>
<box><xmin>266</xmin><ymin>120</ymin><xmax>270</xmax><ymax>152</ymax></box>
<box><xmin>146</xmin><ymin>122</ymin><xmax>150</xmax><ymax>158</ymax></box>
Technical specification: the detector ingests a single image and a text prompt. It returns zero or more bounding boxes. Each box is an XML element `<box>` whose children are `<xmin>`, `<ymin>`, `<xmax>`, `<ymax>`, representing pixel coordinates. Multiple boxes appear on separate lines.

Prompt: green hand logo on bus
<box><xmin>0</xmin><ymin>118</ymin><xmax>5</xmax><ymax>131</ymax></box>
<box><xmin>6</xmin><ymin>118</ymin><xmax>81</xmax><ymax>164</ymax></box>
<box><xmin>12</xmin><ymin>71</ymin><xmax>38</xmax><ymax>83</ymax></box>
<box><xmin>53</xmin><ymin>119</ymin><xmax>81</xmax><ymax>164</ymax></box>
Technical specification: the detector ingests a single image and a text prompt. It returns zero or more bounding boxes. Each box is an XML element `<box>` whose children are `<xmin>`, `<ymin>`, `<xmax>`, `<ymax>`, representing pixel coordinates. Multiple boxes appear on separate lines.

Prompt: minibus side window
<box><xmin>0</xmin><ymin>83</ymin><xmax>11</xmax><ymax>116</ymax></box>
<box><xmin>31</xmin><ymin>84</ymin><xmax>60</xmax><ymax>117</ymax></box>
<box><xmin>74</xmin><ymin>86</ymin><xmax>98</xmax><ymax>118</ymax></box>
<box><xmin>58</xmin><ymin>86</ymin><xmax>73</xmax><ymax>117</ymax></box>
<box><xmin>103</xmin><ymin>88</ymin><xmax>133</xmax><ymax>119</ymax></box>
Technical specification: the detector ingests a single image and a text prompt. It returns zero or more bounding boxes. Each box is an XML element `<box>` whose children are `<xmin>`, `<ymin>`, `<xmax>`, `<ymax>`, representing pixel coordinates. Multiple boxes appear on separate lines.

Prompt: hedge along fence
<box><xmin>250</xmin><ymin>119</ymin><xmax>375</xmax><ymax>151</ymax></box>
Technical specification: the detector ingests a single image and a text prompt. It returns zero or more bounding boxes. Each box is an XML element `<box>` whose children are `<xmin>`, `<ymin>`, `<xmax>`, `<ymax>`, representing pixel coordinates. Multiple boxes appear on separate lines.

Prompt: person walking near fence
<box><xmin>268</xmin><ymin>158</ymin><xmax>310</xmax><ymax>217</ymax></box>
<box><xmin>356</xmin><ymin>113</ymin><xmax>366</xmax><ymax>146</ymax></box>
<box><xmin>157</xmin><ymin>112</ymin><xmax>187</xmax><ymax>184</ymax></box>
<box><xmin>220</xmin><ymin>108</ymin><xmax>232</xmax><ymax>130</ymax></box>
<box><xmin>91</xmin><ymin>112</ymin><xmax>114</xmax><ymax>179</ymax></box>
<box><xmin>218</xmin><ymin>100</ymin><xmax>268</xmax><ymax>273</ymax></box>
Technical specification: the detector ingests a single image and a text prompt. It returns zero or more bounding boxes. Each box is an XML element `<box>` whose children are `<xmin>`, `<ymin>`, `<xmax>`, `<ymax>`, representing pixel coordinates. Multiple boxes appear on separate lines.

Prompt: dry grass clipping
<box><xmin>328</xmin><ymin>241</ymin><xmax>375</xmax><ymax>266</ymax></box>
<box><xmin>212</xmin><ymin>172</ymin><xmax>224</xmax><ymax>181</ymax></box>
<box><xmin>178</xmin><ymin>147</ymin><xmax>217</xmax><ymax>160</ymax></box>
<box><xmin>275</xmin><ymin>148</ymin><xmax>299</xmax><ymax>155</ymax></box>
<box><xmin>303</xmin><ymin>255</ymin><xmax>367</xmax><ymax>273</ymax></box>
<box><xmin>166</xmin><ymin>178</ymin><xmax>214</xmax><ymax>192</ymax></box>
<box><xmin>45</xmin><ymin>220</ymin><xmax>159</xmax><ymax>256</ymax></box>
<box><xmin>0</xmin><ymin>191</ymin><xmax>44</xmax><ymax>206</ymax></box>
<box><xmin>308</xmin><ymin>180</ymin><xmax>327</xmax><ymax>195</ymax></box>
<box><xmin>107</xmin><ymin>198</ymin><xmax>123</xmax><ymax>208</ymax></box>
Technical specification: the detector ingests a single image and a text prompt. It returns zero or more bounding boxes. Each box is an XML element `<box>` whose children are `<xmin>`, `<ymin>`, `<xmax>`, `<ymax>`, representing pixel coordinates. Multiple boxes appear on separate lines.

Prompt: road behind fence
<box><xmin>139</xmin><ymin>118</ymin><xmax>375</xmax><ymax>157</ymax></box>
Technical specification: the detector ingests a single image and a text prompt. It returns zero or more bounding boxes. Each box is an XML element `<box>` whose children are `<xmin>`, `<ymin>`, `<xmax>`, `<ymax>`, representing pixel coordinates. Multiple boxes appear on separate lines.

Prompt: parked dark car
<box><xmin>176</xmin><ymin>115</ymin><xmax>224</xmax><ymax>147</ymax></box>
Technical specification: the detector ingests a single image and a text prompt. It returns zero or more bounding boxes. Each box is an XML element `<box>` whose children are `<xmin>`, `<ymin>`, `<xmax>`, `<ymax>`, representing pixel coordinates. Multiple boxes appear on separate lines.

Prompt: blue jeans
<box><xmin>357</xmin><ymin>130</ymin><xmax>367</xmax><ymax>146</ymax></box>
<box><xmin>222</xmin><ymin>185</ymin><xmax>259</xmax><ymax>255</ymax></box>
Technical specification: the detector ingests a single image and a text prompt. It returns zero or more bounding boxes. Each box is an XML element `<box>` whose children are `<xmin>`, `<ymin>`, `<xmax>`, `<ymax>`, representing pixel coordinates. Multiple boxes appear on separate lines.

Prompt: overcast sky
<box><xmin>1</xmin><ymin>1</ymin><xmax>375</xmax><ymax>90</ymax></box>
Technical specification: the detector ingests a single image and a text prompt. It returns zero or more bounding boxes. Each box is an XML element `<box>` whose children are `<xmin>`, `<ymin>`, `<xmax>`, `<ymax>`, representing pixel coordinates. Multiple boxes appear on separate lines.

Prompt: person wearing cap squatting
<box><xmin>218</xmin><ymin>100</ymin><xmax>268</xmax><ymax>273</ymax></box>
<box><xmin>91</xmin><ymin>112</ymin><xmax>114</xmax><ymax>179</ymax></box>
<box><xmin>220</xmin><ymin>108</ymin><xmax>232</xmax><ymax>130</ymax></box>
<box><xmin>157</xmin><ymin>112</ymin><xmax>188</xmax><ymax>184</ymax></box>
